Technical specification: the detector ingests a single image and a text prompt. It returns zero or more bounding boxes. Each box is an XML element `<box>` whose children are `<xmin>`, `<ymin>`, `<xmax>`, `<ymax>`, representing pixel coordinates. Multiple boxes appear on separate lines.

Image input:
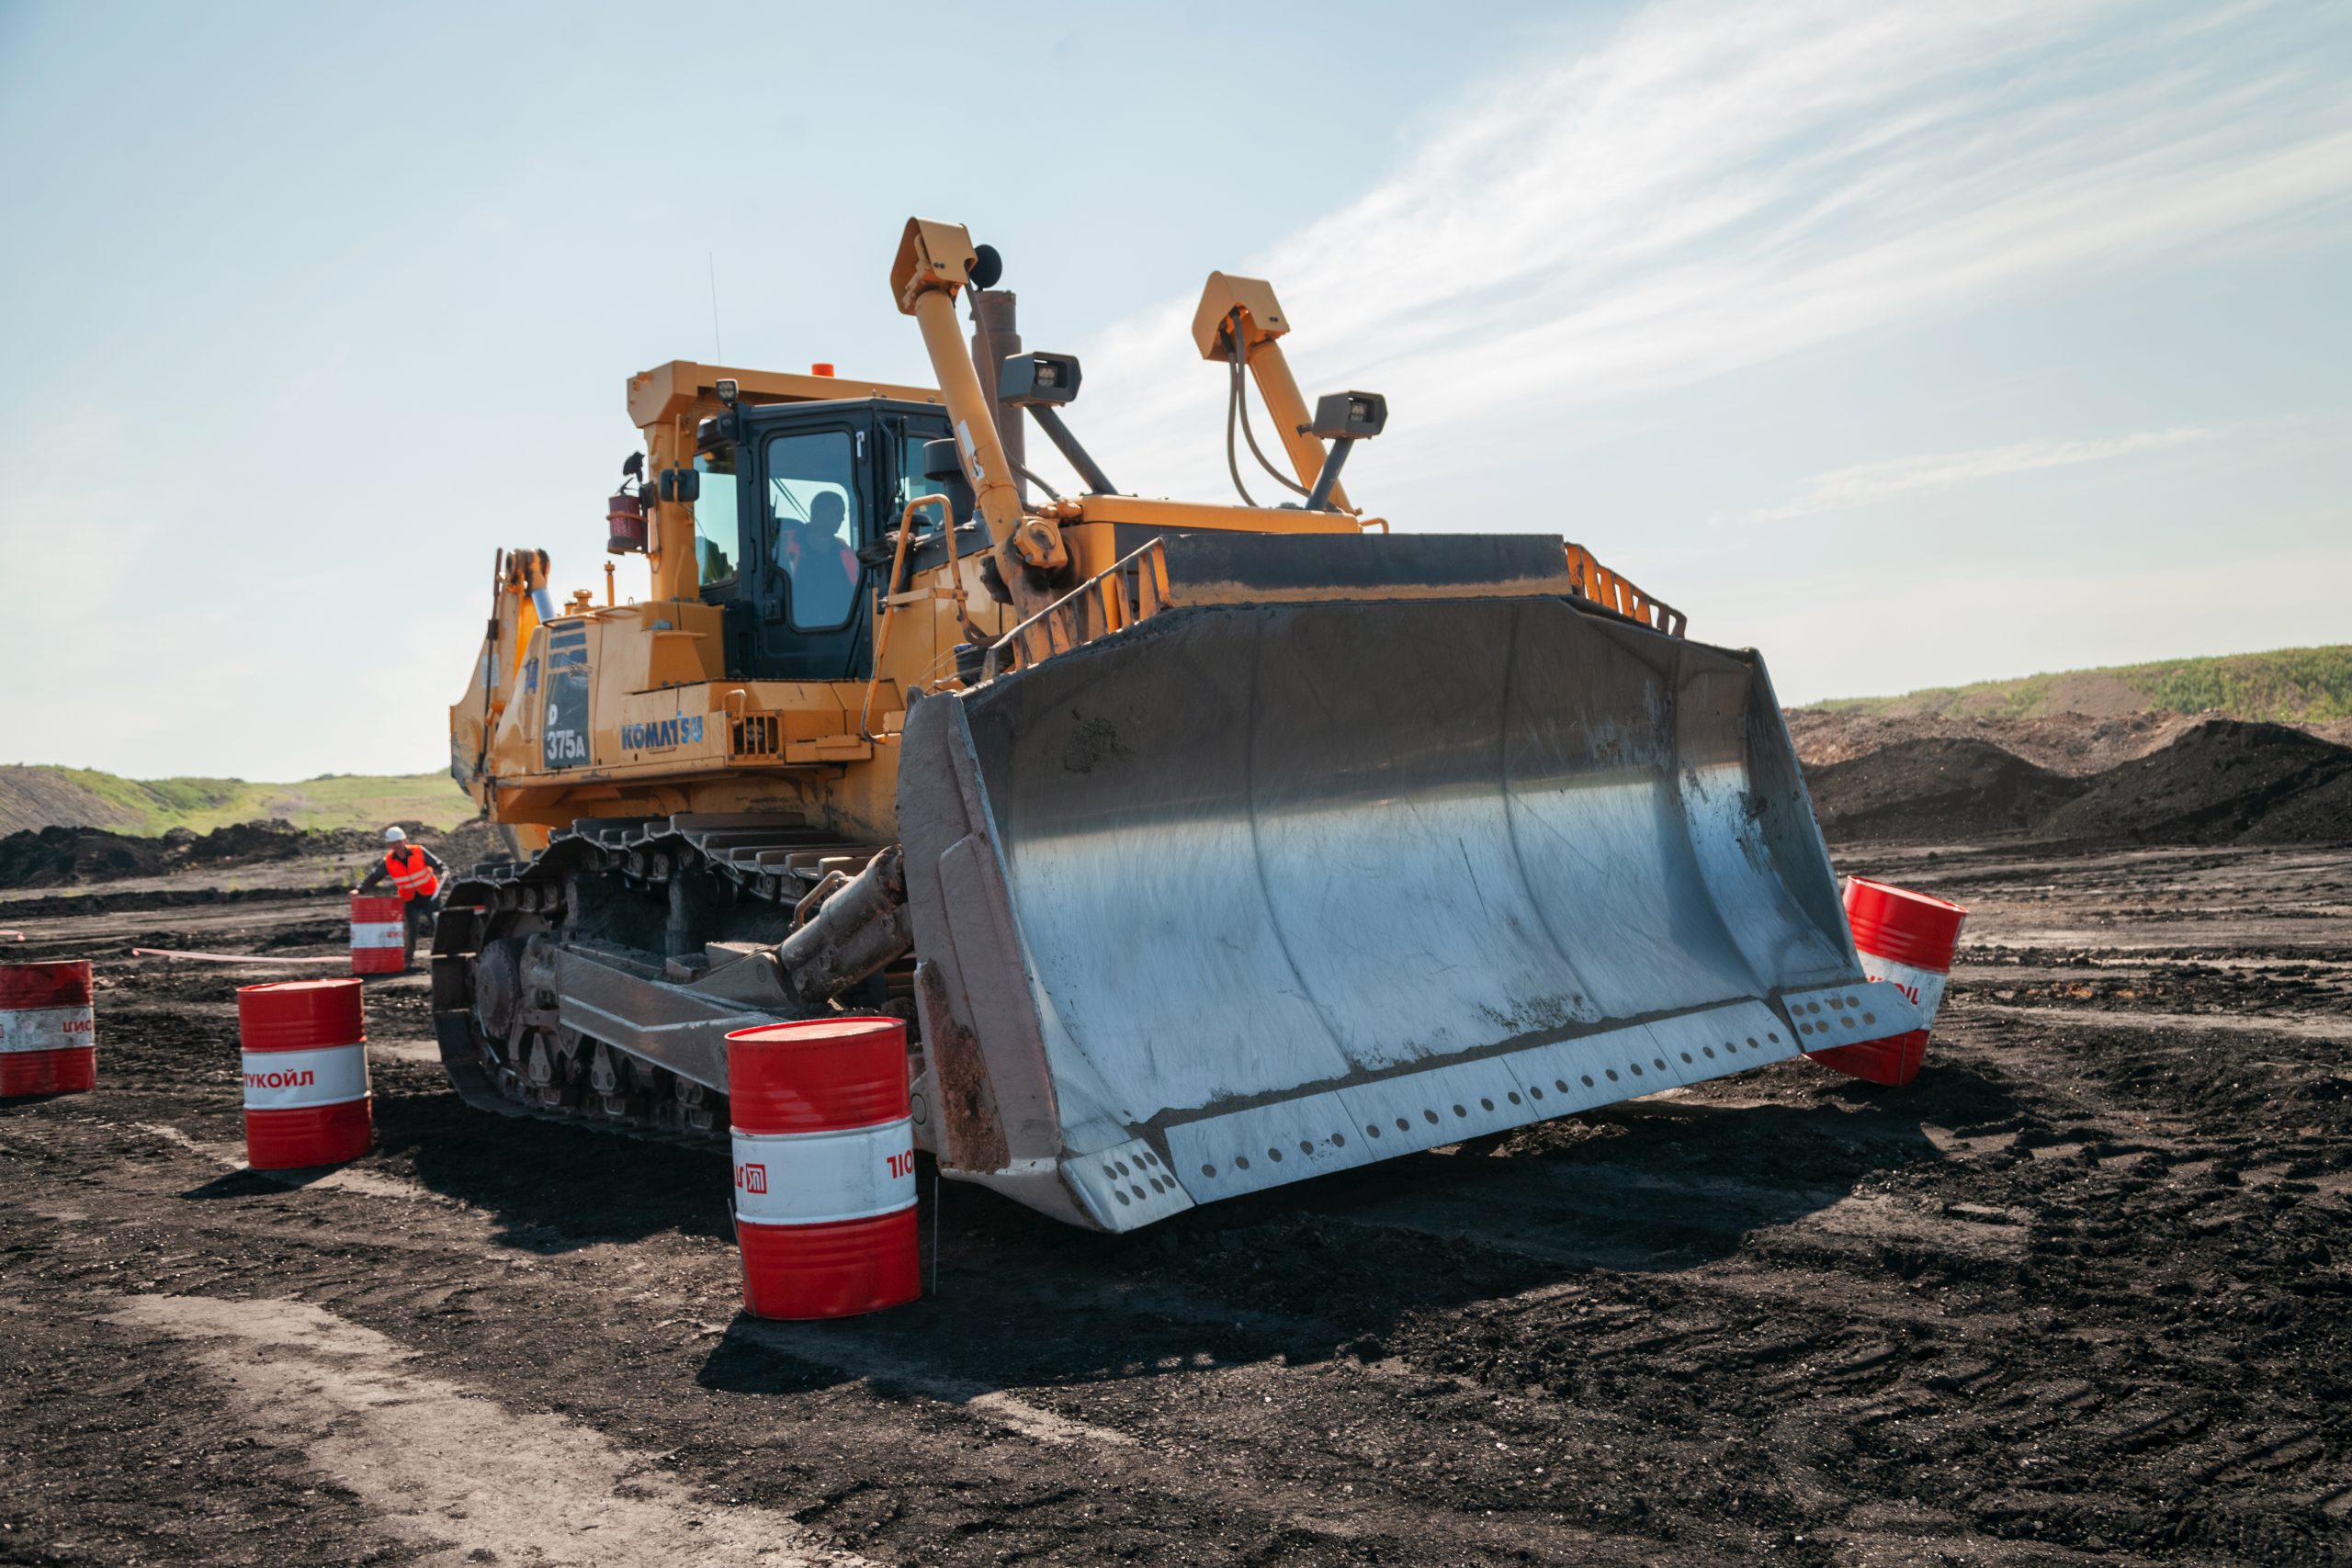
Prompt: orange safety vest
<box><xmin>384</xmin><ymin>845</ymin><xmax>440</xmax><ymax>902</ymax></box>
<box><xmin>781</xmin><ymin>530</ymin><xmax>860</xmax><ymax>587</ymax></box>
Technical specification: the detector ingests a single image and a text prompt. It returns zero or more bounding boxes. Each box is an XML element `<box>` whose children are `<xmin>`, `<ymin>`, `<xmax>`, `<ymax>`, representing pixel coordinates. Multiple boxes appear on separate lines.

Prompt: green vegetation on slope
<box><xmin>1815</xmin><ymin>646</ymin><xmax>2352</xmax><ymax>724</ymax></box>
<box><xmin>0</xmin><ymin>765</ymin><xmax>474</xmax><ymax>837</ymax></box>
<box><xmin>2129</xmin><ymin>647</ymin><xmax>2352</xmax><ymax>722</ymax></box>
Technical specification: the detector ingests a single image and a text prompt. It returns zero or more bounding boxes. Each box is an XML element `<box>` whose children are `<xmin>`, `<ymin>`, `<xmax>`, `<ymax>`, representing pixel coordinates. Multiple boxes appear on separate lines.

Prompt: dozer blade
<box><xmin>898</xmin><ymin>581</ymin><xmax>1917</xmax><ymax>1232</ymax></box>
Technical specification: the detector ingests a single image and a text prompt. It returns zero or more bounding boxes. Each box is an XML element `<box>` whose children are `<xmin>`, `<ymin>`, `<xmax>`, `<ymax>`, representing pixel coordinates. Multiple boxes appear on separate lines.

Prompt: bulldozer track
<box><xmin>430</xmin><ymin>812</ymin><xmax>886</xmax><ymax>1149</ymax></box>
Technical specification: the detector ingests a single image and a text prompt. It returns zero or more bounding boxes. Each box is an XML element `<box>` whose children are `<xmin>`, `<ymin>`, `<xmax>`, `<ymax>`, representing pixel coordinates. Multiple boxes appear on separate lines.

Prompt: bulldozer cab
<box><xmin>692</xmin><ymin>397</ymin><xmax>953</xmax><ymax>682</ymax></box>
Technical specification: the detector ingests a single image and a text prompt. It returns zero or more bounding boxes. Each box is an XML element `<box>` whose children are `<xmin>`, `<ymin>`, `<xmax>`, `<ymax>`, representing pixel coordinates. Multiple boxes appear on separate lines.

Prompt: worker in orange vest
<box><xmin>777</xmin><ymin>491</ymin><xmax>862</xmax><ymax>626</ymax></box>
<box><xmin>356</xmin><ymin>826</ymin><xmax>447</xmax><ymax>971</ymax></box>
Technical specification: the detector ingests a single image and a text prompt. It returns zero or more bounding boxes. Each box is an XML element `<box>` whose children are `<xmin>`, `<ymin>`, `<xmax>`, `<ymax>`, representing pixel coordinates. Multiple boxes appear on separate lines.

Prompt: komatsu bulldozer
<box><xmin>436</xmin><ymin>216</ymin><xmax>1917</xmax><ymax>1231</ymax></box>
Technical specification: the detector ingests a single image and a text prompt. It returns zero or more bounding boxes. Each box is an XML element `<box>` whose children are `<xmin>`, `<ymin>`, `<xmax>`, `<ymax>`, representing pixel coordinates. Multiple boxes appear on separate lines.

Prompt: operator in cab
<box><xmin>356</xmin><ymin>826</ymin><xmax>447</xmax><ymax>971</ymax></box>
<box><xmin>777</xmin><ymin>491</ymin><xmax>861</xmax><ymax>626</ymax></box>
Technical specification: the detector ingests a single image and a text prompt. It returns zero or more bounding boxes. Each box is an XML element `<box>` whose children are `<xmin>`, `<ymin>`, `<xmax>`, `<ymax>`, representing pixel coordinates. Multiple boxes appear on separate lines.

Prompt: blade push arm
<box><xmin>891</xmin><ymin>219</ymin><xmax>1068</xmax><ymax>581</ymax></box>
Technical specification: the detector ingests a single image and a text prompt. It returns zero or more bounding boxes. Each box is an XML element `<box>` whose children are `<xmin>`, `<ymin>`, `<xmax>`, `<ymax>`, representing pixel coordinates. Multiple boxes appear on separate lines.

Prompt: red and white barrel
<box><xmin>1809</xmin><ymin>876</ymin><xmax>1969</xmax><ymax>1087</ymax></box>
<box><xmin>726</xmin><ymin>1016</ymin><xmax>921</xmax><ymax>1320</ymax></box>
<box><xmin>238</xmin><ymin>977</ymin><xmax>372</xmax><ymax>1168</ymax></box>
<box><xmin>350</xmin><ymin>894</ymin><xmax>406</xmax><ymax>976</ymax></box>
<box><xmin>1</xmin><ymin>960</ymin><xmax>97</xmax><ymax>1098</ymax></box>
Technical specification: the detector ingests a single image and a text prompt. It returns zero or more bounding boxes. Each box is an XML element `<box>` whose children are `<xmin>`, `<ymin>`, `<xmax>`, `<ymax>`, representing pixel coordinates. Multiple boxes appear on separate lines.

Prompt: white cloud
<box><xmin>1721</xmin><ymin>426</ymin><xmax>2218</xmax><ymax>524</ymax></box>
<box><xmin>1072</xmin><ymin>0</ymin><xmax>2352</xmax><ymax>501</ymax></box>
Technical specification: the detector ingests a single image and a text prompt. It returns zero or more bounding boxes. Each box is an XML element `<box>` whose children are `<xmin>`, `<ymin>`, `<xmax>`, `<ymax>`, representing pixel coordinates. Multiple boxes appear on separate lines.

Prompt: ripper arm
<box><xmin>1190</xmin><ymin>271</ymin><xmax>1351</xmax><ymax>514</ymax></box>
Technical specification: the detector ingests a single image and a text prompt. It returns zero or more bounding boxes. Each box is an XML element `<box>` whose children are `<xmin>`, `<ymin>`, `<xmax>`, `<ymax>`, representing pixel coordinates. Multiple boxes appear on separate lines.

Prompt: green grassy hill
<box><xmin>10</xmin><ymin>645</ymin><xmax>2344</xmax><ymax>837</ymax></box>
<box><xmin>1813</xmin><ymin>646</ymin><xmax>2352</xmax><ymax>725</ymax></box>
<box><xmin>0</xmin><ymin>765</ymin><xmax>474</xmax><ymax>837</ymax></box>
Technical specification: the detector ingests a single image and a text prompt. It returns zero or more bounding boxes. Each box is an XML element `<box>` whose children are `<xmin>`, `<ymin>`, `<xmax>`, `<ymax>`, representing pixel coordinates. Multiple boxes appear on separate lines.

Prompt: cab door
<box><xmin>741</xmin><ymin>419</ymin><xmax>874</xmax><ymax>681</ymax></box>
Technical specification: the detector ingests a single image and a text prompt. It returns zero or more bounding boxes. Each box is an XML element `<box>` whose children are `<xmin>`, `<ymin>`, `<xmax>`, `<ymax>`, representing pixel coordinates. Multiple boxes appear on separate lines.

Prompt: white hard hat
<box><xmin>382</xmin><ymin>826</ymin><xmax>408</xmax><ymax>842</ymax></box>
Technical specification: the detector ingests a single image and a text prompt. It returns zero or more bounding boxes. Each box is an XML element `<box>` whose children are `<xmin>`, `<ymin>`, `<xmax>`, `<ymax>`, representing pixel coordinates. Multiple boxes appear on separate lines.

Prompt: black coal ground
<box><xmin>2</xmin><ymin>842</ymin><xmax>2348</xmax><ymax>1566</ymax></box>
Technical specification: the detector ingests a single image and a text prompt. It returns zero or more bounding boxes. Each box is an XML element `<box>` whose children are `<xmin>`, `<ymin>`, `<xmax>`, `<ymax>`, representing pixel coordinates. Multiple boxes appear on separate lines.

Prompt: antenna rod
<box><xmin>707</xmin><ymin>252</ymin><xmax>723</xmax><ymax>363</ymax></box>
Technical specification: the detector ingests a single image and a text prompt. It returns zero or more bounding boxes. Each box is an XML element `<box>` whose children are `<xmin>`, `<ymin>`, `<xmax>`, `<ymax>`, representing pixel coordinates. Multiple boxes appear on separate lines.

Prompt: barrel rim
<box><xmin>1844</xmin><ymin>875</ymin><xmax>1968</xmax><ymax>918</ymax></box>
<box><xmin>727</xmin><ymin>1016</ymin><xmax>910</xmax><ymax>1136</ymax></box>
<box><xmin>238</xmin><ymin>977</ymin><xmax>368</xmax><ymax>999</ymax></box>
<box><xmin>1844</xmin><ymin>876</ymin><xmax>1966</xmax><ymax>977</ymax></box>
<box><xmin>725</xmin><ymin>1015</ymin><xmax>907</xmax><ymax>1049</ymax></box>
<box><xmin>238</xmin><ymin>976</ymin><xmax>367</xmax><ymax>1049</ymax></box>
<box><xmin>0</xmin><ymin>958</ymin><xmax>96</xmax><ymax>1008</ymax></box>
<box><xmin>0</xmin><ymin>958</ymin><xmax>93</xmax><ymax>976</ymax></box>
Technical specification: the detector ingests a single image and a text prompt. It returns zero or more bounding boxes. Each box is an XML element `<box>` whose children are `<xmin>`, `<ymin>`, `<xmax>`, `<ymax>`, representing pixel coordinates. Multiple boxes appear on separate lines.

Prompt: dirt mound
<box><xmin>1802</xmin><ymin>720</ymin><xmax>2352</xmax><ymax>848</ymax></box>
<box><xmin>182</xmin><ymin>818</ymin><xmax>377</xmax><ymax>863</ymax></box>
<box><xmin>362</xmin><ymin>818</ymin><xmax>508</xmax><ymax>871</ymax></box>
<box><xmin>2239</xmin><ymin>769</ymin><xmax>2352</xmax><ymax>845</ymax></box>
<box><xmin>0</xmin><ymin>818</ymin><xmax>374</xmax><ymax>889</ymax></box>
<box><xmin>1785</xmin><ymin>705</ymin><xmax>2208</xmax><ymax>776</ymax></box>
<box><xmin>432</xmin><ymin>818</ymin><xmax>504</xmax><ymax>869</ymax></box>
<box><xmin>0</xmin><ymin>826</ymin><xmax>173</xmax><ymax>886</ymax></box>
<box><xmin>0</xmin><ymin>816</ymin><xmax>503</xmax><ymax>892</ymax></box>
<box><xmin>1804</xmin><ymin>739</ymin><xmax>2085</xmax><ymax>843</ymax></box>
<box><xmin>2040</xmin><ymin>719</ymin><xmax>2352</xmax><ymax>846</ymax></box>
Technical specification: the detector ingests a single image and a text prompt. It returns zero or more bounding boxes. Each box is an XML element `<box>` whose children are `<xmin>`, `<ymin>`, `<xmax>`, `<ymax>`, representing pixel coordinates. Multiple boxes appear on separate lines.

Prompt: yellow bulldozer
<box><xmin>437</xmin><ymin>216</ymin><xmax>1917</xmax><ymax>1230</ymax></box>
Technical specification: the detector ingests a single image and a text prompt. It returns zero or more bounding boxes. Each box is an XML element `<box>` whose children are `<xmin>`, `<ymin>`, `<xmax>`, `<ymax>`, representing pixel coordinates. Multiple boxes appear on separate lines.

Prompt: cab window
<box><xmin>692</xmin><ymin>450</ymin><xmax>739</xmax><ymax>589</ymax></box>
<box><xmin>765</xmin><ymin>430</ymin><xmax>860</xmax><ymax>630</ymax></box>
<box><xmin>891</xmin><ymin>427</ymin><xmax>954</xmax><ymax>535</ymax></box>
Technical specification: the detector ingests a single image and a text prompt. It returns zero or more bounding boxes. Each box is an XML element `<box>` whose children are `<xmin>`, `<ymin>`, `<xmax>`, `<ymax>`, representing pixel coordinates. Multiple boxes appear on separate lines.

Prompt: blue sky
<box><xmin>2</xmin><ymin>0</ymin><xmax>2346</xmax><ymax>780</ymax></box>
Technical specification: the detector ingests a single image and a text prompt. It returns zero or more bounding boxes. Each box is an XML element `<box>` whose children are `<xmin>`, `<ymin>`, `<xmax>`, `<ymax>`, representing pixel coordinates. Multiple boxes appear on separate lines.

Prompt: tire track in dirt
<box><xmin>1972</xmin><ymin>1003</ymin><xmax>2352</xmax><ymax>1041</ymax></box>
<box><xmin>6</xmin><ymin>852</ymin><xmax>2351</xmax><ymax>1563</ymax></box>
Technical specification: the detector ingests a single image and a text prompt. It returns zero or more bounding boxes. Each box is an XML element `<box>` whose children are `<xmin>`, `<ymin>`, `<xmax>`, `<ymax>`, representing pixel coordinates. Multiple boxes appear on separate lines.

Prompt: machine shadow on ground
<box><xmin>367</xmin><ymin>1085</ymin><xmax>739</xmax><ymax>1250</ymax></box>
<box><xmin>180</xmin><ymin>1166</ymin><xmax>344</xmax><ymax>1200</ymax></box>
<box><xmin>695</xmin><ymin>1065</ymin><xmax>1997</xmax><ymax>1402</ymax></box>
